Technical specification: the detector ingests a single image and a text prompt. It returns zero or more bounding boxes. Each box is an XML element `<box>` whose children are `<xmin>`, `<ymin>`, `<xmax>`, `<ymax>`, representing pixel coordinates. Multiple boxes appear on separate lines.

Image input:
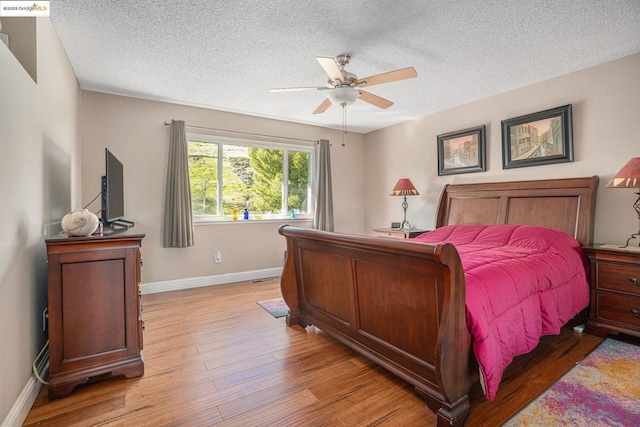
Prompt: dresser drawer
<box><xmin>596</xmin><ymin>262</ymin><xmax>640</xmax><ymax>295</ymax></box>
<box><xmin>596</xmin><ymin>293</ymin><xmax>640</xmax><ymax>329</ymax></box>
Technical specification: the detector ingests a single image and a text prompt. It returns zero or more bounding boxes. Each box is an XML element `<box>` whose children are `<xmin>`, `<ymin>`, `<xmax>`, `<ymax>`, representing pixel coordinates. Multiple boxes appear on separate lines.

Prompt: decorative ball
<box><xmin>61</xmin><ymin>209</ymin><xmax>100</xmax><ymax>237</ymax></box>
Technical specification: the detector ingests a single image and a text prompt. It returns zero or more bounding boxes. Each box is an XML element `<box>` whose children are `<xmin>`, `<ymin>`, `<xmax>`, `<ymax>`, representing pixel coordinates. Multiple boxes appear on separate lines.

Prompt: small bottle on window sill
<box><xmin>243</xmin><ymin>208</ymin><xmax>249</xmax><ymax>220</ymax></box>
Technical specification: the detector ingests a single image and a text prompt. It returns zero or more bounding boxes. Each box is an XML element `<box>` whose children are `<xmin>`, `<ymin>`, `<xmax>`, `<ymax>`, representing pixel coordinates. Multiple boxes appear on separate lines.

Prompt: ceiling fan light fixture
<box><xmin>328</xmin><ymin>86</ymin><xmax>358</xmax><ymax>107</ymax></box>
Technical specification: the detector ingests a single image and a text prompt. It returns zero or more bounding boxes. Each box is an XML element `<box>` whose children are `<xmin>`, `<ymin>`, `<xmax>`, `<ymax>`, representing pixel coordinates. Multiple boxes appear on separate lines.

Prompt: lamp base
<box><xmin>622</xmin><ymin>232</ymin><xmax>640</xmax><ymax>248</ymax></box>
<box><xmin>621</xmin><ymin>193</ymin><xmax>640</xmax><ymax>248</ymax></box>
<box><xmin>400</xmin><ymin>195</ymin><xmax>414</xmax><ymax>231</ymax></box>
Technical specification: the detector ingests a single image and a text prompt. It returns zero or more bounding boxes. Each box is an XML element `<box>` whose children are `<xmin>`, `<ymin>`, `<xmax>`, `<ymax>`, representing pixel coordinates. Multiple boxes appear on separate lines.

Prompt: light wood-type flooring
<box><xmin>24</xmin><ymin>277</ymin><xmax>605</xmax><ymax>426</ymax></box>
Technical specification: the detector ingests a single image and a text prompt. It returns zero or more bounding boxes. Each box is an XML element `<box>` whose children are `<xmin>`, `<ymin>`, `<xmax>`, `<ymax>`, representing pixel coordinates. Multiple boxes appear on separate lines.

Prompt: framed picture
<box><xmin>437</xmin><ymin>125</ymin><xmax>486</xmax><ymax>176</ymax></box>
<box><xmin>501</xmin><ymin>104</ymin><xmax>573</xmax><ymax>169</ymax></box>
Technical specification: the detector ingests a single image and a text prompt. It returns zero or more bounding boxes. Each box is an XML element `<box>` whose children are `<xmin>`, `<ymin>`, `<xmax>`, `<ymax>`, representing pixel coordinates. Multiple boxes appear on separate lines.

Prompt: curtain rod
<box><xmin>163</xmin><ymin>121</ymin><xmax>318</xmax><ymax>144</ymax></box>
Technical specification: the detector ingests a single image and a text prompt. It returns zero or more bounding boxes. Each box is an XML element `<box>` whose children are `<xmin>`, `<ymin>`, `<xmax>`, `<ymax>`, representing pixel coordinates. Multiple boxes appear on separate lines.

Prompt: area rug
<box><xmin>256</xmin><ymin>298</ymin><xmax>289</xmax><ymax>318</ymax></box>
<box><xmin>504</xmin><ymin>338</ymin><xmax>640</xmax><ymax>426</ymax></box>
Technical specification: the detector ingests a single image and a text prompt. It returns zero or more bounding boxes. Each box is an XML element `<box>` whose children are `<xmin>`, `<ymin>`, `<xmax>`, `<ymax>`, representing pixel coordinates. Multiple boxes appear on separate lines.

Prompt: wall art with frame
<box><xmin>501</xmin><ymin>104</ymin><xmax>573</xmax><ymax>169</ymax></box>
<box><xmin>437</xmin><ymin>125</ymin><xmax>486</xmax><ymax>176</ymax></box>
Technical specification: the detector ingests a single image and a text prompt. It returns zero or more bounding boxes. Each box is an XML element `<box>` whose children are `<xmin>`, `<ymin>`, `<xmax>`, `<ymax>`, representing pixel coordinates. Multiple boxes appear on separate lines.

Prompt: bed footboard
<box><xmin>278</xmin><ymin>225</ymin><xmax>474</xmax><ymax>426</ymax></box>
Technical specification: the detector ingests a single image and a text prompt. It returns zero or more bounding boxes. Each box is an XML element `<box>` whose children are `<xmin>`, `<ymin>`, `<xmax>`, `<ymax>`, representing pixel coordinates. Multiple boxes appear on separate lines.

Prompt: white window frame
<box><xmin>187</xmin><ymin>133</ymin><xmax>316</xmax><ymax>224</ymax></box>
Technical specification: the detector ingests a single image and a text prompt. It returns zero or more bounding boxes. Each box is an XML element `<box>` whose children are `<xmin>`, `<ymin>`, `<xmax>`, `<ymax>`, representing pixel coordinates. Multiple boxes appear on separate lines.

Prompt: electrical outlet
<box><xmin>215</xmin><ymin>251</ymin><xmax>222</xmax><ymax>263</ymax></box>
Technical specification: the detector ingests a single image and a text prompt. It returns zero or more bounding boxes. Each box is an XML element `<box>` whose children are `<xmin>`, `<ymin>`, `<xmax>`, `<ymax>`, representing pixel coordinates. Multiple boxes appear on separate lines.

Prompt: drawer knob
<box><xmin>632</xmin><ymin>308</ymin><xmax>640</xmax><ymax>319</ymax></box>
<box><xmin>630</xmin><ymin>277</ymin><xmax>639</xmax><ymax>286</ymax></box>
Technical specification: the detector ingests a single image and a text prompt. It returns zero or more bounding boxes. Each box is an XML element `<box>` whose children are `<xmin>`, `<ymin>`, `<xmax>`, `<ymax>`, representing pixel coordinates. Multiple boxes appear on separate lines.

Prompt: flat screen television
<box><xmin>101</xmin><ymin>148</ymin><xmax>133</xmax><ymax>231</ymax></box>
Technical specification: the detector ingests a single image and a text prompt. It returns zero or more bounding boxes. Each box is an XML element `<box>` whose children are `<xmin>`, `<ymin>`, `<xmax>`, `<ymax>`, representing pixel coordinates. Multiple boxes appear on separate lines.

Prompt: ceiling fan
<box><xmin>269</xmin><ymin>54</ymin><xmax>417</xmax><ymax>114</ymax></box>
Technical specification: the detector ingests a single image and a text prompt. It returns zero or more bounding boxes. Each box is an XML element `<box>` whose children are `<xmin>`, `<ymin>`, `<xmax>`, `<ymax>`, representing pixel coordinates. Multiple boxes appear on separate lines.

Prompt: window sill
<box><xmin>193</xmin><ymin>217</ymin><xmax>313</xmax><ymax>226</ymax></box>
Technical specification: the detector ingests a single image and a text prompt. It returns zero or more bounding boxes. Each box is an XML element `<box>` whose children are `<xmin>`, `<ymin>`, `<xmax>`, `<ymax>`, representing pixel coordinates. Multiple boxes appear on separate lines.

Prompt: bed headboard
<box><xmin>435</xmin><ymin>176</ymin><xmax>598</xmax><ymax>245</ymax></box>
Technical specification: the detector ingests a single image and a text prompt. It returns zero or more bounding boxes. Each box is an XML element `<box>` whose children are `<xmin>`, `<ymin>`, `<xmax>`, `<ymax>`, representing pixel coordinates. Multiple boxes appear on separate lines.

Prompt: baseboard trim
<box><xmin>2</xmin><ymin>353</ymin><xmax>48</xmax><ymax>427</ymax></box>
<box><xmin>140</xmin><ymin>267</ymin><xmax>283</xmax><ymax>295</ymax></box>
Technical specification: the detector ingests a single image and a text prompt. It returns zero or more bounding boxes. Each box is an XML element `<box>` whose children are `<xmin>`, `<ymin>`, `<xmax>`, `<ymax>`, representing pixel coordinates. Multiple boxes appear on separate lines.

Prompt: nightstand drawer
<box><xmin>597</xmin><ymin>293</ymin><xmax>640</xmax><ymax>329</ymax></box>
<box><xmin>375</xmin><ymin>230</ymin><xmax>407</xmax><ymax>239</ymax></box>
<box><xmin>596</xmin><ymin>262</ymin><xmax>640</xmax><ymax>295</ymax></box>
<box><xmin>371</xmin><ymin>228</ymin><xmax>429</xmax><ymax>239</ymax></box>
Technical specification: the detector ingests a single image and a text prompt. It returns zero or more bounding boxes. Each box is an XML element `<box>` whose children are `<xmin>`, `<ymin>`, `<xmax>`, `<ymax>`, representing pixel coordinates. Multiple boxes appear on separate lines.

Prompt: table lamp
<box><xmin>390</xmin><ymin>178</ymin><xmax>419</xmax><ymax>230</ymax></box>
<box><xmin>607</xmin><ymin>157</ymin><xmax>640</xmax><ymax>247</ymax></box>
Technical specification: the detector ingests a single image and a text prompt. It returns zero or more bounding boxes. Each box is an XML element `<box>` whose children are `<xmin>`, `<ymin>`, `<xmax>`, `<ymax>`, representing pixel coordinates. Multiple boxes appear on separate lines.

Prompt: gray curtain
<box><xmin>313</xmin><ymin>139</ymin><xmax>334</xmax><ymax>231</ymax></box>
<box><xmin>163</xmin><ymin>120</ymin><xmax>194</xmax><ymax>247</ymax></box>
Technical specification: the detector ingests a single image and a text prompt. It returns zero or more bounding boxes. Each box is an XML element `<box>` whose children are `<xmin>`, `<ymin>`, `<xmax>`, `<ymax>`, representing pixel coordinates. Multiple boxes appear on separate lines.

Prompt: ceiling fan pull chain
<box><xmin>342</xmin><ymin>104</ymin><xmax>347</xmax><ymax>147</ymax></box>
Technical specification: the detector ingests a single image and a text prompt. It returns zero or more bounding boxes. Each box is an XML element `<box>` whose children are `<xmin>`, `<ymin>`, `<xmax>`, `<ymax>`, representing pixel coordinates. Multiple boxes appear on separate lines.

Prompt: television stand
<box><xmin>103</xmin><ymin>219</ymin><xmax>135</xmax><ymax>235</ymax></box>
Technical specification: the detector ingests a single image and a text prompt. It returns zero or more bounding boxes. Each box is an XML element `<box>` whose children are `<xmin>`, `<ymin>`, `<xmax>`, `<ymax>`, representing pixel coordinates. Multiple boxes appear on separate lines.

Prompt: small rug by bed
<box><xmin>504</xmin><ymin>338</ymin><xmax>640</xmax><ymax>426</ymax></box>
<box><xmin>256</xmin><ymin>298</ymin><xmax>289</xmax><ymax>318</ymax></box>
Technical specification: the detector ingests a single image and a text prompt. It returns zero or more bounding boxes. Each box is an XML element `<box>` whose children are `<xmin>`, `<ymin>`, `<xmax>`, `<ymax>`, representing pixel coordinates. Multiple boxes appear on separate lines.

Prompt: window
<box><xmin>187</xmin><ymin>134</ymin><xmax>314</xmax><ymax>221</ymax></box>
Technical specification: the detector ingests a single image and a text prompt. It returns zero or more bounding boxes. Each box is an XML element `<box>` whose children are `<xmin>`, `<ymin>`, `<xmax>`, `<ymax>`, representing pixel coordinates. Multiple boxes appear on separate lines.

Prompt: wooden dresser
<box><xmin>583</xmin><ymin>244</ymin><xmax>640</xmax><ymax>338</ymax></box>
<box><xmin>46</xmin><ymin>232</ymin><xmax>145</xmax><ymax>399</ymax></box>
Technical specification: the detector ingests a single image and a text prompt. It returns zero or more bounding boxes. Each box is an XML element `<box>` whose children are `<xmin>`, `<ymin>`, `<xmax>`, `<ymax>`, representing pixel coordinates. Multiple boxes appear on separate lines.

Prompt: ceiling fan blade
<box><xmin>269</xmin><ymin>86</ymin><xmax>330</xmax><ymax>92</ymax></box>
<box><xmin>313</xmin><ymin>98</ymin><xmax>332</xmax><ymax>114</ymax></box>
<box><xmin>358</xmin><ymin>90</ymin><xmax>394</xmax><ymax>109</ymax></box>
<box><xmin>316</xmin><ymin>56</ymin><xmax>343</xmax><ymax>82</ymax></box>
<box><xmin>356</xmin><ymin>67</ymin><xmax>417</xmax><ymax>87</ymax></box>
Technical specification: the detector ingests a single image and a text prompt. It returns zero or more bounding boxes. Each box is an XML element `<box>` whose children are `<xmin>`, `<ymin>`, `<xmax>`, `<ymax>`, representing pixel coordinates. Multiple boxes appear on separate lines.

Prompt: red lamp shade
<box><xmin>607</xmin><ymin>157</ymin><xmax>640</xmax><ymax>188</ymax></box>
<box><xmin>390</xmin><ymin>178</ymin><xmax>419</xmax><ymax>196</ymax></box>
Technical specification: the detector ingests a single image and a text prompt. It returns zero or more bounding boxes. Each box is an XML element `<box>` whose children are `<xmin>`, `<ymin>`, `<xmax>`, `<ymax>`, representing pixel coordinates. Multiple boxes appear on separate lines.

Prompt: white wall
<box><xmin>365</xmin><ymin>53</ymin><xmax>640</xmax><ymax>245</ymax></box>
<box><xmin>80</xmin><ymin>92</ymin><xmax>366</xmax><ymax>284</ymax></box>
<box><xmin>0</xmin><ymin>18</ymin><xmax>81</xmax><ymax>423</ymax></box>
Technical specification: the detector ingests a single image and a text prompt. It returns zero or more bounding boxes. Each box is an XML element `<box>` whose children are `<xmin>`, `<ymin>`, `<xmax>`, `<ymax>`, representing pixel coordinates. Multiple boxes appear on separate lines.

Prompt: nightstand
<box><xmin>583</xmin><ymin>244</ymin><xmax>640</xmax><ymax>339</ymax></box>
<box><xmin>372</xmin><ymin>228</ymin><xmax>429</xmax><ymax>239</ymax></box>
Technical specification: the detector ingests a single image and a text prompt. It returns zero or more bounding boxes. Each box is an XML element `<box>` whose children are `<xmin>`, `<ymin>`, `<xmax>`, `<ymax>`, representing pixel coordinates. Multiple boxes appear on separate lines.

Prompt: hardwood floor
<box><xmin>24</xmin><ymin>278</ymin><xmax>604</xmax><ymax>426</ymax></box>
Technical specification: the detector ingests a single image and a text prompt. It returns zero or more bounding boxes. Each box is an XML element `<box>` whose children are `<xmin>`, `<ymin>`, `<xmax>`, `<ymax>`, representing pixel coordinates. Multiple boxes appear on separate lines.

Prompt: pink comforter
<box><xmin>412</xmin><ymin>224</ymin><xmax>589</xmax><ymax>401</ymax></box>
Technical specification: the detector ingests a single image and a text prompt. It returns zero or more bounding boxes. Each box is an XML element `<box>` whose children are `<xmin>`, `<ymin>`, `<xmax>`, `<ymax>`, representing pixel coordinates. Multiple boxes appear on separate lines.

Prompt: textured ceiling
<box><xmin>49</xmin><ymin>1</ymin><xmax>640</xmax><ymax>133</ymax></box>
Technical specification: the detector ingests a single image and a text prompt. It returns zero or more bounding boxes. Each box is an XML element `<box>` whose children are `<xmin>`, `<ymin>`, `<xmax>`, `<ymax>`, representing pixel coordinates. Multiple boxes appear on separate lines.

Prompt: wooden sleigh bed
<box><xmin>278</xmin><ymin>176</ymin><xmax>598</xmax><ymax>426</ymax></box>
